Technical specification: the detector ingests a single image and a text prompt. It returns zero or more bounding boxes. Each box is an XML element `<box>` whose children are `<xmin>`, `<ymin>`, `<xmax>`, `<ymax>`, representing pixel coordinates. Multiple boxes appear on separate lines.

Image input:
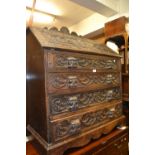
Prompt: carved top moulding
<box><xmin>28</xmin><ymin>26</ymin><xmax>121</xmax><ymax>57</ymax></box>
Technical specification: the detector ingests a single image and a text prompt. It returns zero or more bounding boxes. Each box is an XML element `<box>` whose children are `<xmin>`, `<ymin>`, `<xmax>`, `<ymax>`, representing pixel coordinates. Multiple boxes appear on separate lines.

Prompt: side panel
<box><xmin>26</xmin><ymin>30</ymin><xmax>49</xmax><ymax>142</ymax></box>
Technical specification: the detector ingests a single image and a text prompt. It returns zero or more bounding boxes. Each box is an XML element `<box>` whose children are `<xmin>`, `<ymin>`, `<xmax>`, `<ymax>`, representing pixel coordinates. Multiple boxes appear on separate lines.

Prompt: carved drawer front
<box><xmin>50</xmin><ymin>103</ymin><xmax>122</xmax><ymax>143</ymax></box>
<box><xmin>47</xmin><ymin>50</ymin><xmax>120</xmax><ymax>72</ymax></box>
<box><xmin>49</xmin><ymin>87</ymin><xmax>121</xmax><ymax>115</ymax></box>
<box><xmin>47</xmin><ymin>73</ymin><xmax>120</xmax><ymax>94</ymax></box>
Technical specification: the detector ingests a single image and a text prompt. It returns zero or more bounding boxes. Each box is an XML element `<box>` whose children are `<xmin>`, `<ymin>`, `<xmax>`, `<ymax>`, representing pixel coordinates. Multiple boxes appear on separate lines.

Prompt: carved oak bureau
<box><xmin>26</xmin><ymin>27</ymin><xmax>125</xmax><ymax>155</ymax></box>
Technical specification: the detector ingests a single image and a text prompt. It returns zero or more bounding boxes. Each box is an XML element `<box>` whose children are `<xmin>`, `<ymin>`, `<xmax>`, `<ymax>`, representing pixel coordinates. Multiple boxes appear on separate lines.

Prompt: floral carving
<box><xmin>49</xmin><ymin>87</ymin><xmax>121</xmax><ymax>114</ymax></box>
<box><xmin>55</xmin><ymin>55</ymin><xmax>117</xmax><ymax>70</ymax></box>
<box><xmin>48</xmin><ymin>73</ymin><xmax>119</xmax><ymax>90</ymax></box>
<box><xmin>54</xmin><ymin>104</ymin><xmax>122</xmax><ymax>140</ymax></box>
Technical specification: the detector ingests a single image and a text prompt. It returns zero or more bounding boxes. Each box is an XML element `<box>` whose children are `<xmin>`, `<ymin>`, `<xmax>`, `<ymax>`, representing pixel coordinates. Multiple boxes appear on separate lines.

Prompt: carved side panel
<box><xmin>47</xmin><ymin>73</ymin><xmax>120</xmax><ymax>92</ymax></box>
<box><xmin>47</xmin><ymin>52</ymin><xmax>118</xmax><ymax>70</ymax></box>
<box><xmin>52</xmin><ymin>103</ymin><xmax>122</xmax><ymax>141</ymax></box>
<box><xmin>49</xmin><ymin>87</ymin><xmax>121</xmax><ymax>114</ymax></box>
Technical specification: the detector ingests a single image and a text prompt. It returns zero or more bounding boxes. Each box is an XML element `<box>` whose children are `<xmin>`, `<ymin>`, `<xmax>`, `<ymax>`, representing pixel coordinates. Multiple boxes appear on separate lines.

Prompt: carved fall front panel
<box><xmin>49</xmin><ymin>87</ymin><xmax>121</xmax><ymax>115</ymax></box>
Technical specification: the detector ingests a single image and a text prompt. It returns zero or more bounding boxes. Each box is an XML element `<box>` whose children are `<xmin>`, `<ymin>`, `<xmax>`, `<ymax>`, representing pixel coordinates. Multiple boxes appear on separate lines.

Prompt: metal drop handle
<box><xmin>67</xmin><ymin>57</ymin><xmax>78</xmax><ymax>68</ymax></box>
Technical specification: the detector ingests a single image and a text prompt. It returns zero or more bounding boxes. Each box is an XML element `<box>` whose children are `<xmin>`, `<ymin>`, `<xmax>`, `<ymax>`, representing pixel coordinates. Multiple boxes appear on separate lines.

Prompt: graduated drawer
<box><xmin>47</xmin><ymin>72</ymin><xmax>120</xmax><ymax>94</ymax></box>
<box><xmin>49</xmin><ymin>102</ymin><xmax>122</xmax><ymax>143</ymax></box>
<box><xmin>48</xmin><ymin>87</ymin><xmax>121</xmax><ymax>115</ymax></box>
<box><xmin>46</xmin><ymin>50</ymin><xmax>120</xmax><ymax>72</ymax></box>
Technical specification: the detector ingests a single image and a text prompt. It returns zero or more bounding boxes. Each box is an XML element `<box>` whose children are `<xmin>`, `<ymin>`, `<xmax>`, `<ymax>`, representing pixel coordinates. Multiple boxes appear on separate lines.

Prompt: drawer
<box><xmin>50</xmin><ymin>103</ymin><xmax>122</xmax><ymax>143</ymax></box>
<box><xmin>47</xmin><ymin>72</ymin><xmax>120</xmax><ymax>94</ymax></box>
<box><xmin>46</xmin><ymin>50</ymin><xmax>120</xmax><ymax>72</ymax></box>
<box><xmin>49</xmin><ymin>87</ymin><xmax>121</xmax><ymax>115</ymax></box>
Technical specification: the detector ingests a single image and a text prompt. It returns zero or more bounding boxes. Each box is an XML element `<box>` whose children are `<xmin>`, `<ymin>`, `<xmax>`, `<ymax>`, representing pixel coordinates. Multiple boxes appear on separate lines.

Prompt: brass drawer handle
<box><xmin>106</xmin><ymin>90</ymin><xmax>113</xmax><ymax>101</ymax></box>
<box><xmin>69</xmin><ymin>119</ymin><xmax>81</xmax><ymax>135</ymax></box>
<box><xmin>68</xmin><ymin>96</ymin><xmax>78</xmax><ymax>111</ymax></box>
<box><xmin>105</xmin><ymin>60</ymin><xmax>115</xmax><ymax>69</ymax></box>
<box><xmin>106</xmin><ymin>74</ymin><xmax>114</xmax><ymax>84</ymax></box>
<box><xmin>107</xmin><ymin>108</ymin><xmax>115</xmax><ymax>118</ymax></box>
<box><xmin>67</xmin><ymin>76</ymin><xmax>78</xmax><ymax>88</ymax></box>
<box><xmin>67</xmin><ymin>57</ymin><xmax>78</xmax><ymax>68</ymax></box>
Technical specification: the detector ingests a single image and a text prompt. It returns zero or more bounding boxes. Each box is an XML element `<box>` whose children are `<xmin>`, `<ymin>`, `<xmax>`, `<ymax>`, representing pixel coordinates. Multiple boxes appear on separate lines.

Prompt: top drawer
<box><xmin>46</xmin><ymin>49</ymin><xmax>120</xmax><ymax>72</ymax></box>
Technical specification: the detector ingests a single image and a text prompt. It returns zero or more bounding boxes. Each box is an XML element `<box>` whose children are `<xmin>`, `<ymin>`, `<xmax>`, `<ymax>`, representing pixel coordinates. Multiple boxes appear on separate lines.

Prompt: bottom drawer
<box><xmin>50</xmin><ymin>103</ymin><xmax>123</xmax><ymax>143</ymax></box>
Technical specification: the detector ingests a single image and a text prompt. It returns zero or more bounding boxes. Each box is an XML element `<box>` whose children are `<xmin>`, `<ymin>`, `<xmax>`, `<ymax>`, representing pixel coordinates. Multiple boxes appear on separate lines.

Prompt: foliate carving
<box><xmin>55</xmin><ymin>55</ymin><xmax>117</xmax><ymax>69</ymax></box>
<box><xmin>31</xmin><ymin>27</ymin><xmax>120</xmax><ymax>57</ymax></box>
<box><xmin>49</xmin><ymin>88</ymin><xmax>121</xmax><ymax>114</ymax></box>
<box><xmin>56</xmin><ymin>120</ymin><xmax>69</xmax><ymax>138</ymax></box>
<box><xmin>51</xmin><ymin>98</ymin><xmax>67</xmax><ymax>113</ymax></box>
<box><xmin>54</xmin><ymin>104</ymin><xmax>122</xmax><ymax>140</ymax></box>
<box><xmin>56</xmin><ymin>119</ymin><xmax>81</xmax><ymax>139</ymax></box>
<box><xmin>48</xmin><ymin>73</ymin><xmax>119</xmax><ymax>90</ymax></box>
<box><xmin>81</xmin><ymin>109</ymin><xmax>109</xmax><ymax>127</ymax></box>
<box><xmin>115</xmin><ymin>104</ymin><xmax>122</xmax><ymax>117</ymax></box>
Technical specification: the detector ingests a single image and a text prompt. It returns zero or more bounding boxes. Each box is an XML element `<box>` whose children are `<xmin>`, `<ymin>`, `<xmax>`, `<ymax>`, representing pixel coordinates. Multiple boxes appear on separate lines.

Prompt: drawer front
<box><xmin>50</xmin><ymin>103</ymin><xmax>122</xmax><ymax>143</ymax></box>
<box><xmin>49</xmin><ymin>87</ymin><xmax>121</xmax><ymax>115</ymax></box>
<box><xmin>47</xmin><ymin>50</ymin><xmax>120</xmax><ymax>72</ymax></box>
<box><xmin>47</xmin><ymin>73</ymin><xmax>120</xmax><ymax>94</ymax></box>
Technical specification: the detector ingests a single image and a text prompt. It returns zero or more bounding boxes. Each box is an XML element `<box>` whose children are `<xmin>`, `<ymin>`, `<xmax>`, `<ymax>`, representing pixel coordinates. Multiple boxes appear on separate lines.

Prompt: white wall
<box><xmin>96</xmin><ymin>0</ymin><xmax>120</xmax><ymax>12</ymax></box>
<box><xmin>69</xmin><ymin>0</ymin><xmax>129</xmax><ymax>36</ymax></box>
<box><xmin>69</xmin><ymin>13</ymin><xmax>107</xmax><ymax>36</ymax></box>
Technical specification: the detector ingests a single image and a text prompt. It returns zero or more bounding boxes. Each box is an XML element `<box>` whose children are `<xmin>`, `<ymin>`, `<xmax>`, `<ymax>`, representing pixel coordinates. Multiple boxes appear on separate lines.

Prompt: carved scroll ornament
<box><xmin>55</xmin><ymin>55</ymin><xmax>117</xmax><ymax>69</ymax></box>
<box><xmin>48</xmin><ymin>73</ymin><xmax>119</xmax><ymax>90</ymax></box>
<box><xmin>54</xmin><ymin>104</ymin><xmax>122</xmax><ymax>140</ymax></box>
<box><xmin>49</xmin><ymin>87</ymin><xmax>121</xmax><ymax>114</ymax></box>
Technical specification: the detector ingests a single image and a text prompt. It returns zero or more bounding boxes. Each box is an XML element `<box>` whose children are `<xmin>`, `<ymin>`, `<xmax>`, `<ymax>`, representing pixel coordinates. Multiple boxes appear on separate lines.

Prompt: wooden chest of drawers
<box><xmin>26</xmin><ymin>27</ymin><xmax>125</xmax><ymax>155</ymax></box>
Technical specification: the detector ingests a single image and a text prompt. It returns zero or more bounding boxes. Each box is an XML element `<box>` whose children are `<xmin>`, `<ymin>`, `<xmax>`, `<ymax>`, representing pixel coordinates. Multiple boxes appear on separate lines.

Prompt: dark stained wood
<box><xmin>46</xmin><ymin>49</ymin><xmax>121</xmax><ymax>72</ymax></box>
<box><xmin>26</xmin><ymin>29</ymin><xmax>48</xmax><ymax>142</ymax></box>
<box><xmin>65</xmin><ymin>127</ymin><xmax>128</xmax><ymax>155</ymax></box>
<box><xmin>26</xmin><ymin>27</ymin><xmax>125</xmax><ymax>155</ymax></box>
<box><xmin>28</xmin><ymin>116</ymin><xmax>125</xmax><ymax>155</ymax></box>
<box><xmin>29</xmin><ymin>27</ymin><xmax>121</xmax><ymax>57</ymax></box>
<box><xmin>27</xmin><ymin>128</ymin><xmax>128</xmax><ymax>155</ymax></box>
<box><xmin>122</xmin><ymin>74</ymin><xmax>129</xmax><ymax>101</ymax></box>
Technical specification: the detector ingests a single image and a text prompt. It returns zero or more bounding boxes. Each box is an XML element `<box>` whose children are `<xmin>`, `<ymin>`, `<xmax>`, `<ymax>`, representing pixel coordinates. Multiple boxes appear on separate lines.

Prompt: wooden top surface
<box><xmin>28</xmin><ymin>27</ymin><xmax>121</xmax><ymax>57</ymax></box>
